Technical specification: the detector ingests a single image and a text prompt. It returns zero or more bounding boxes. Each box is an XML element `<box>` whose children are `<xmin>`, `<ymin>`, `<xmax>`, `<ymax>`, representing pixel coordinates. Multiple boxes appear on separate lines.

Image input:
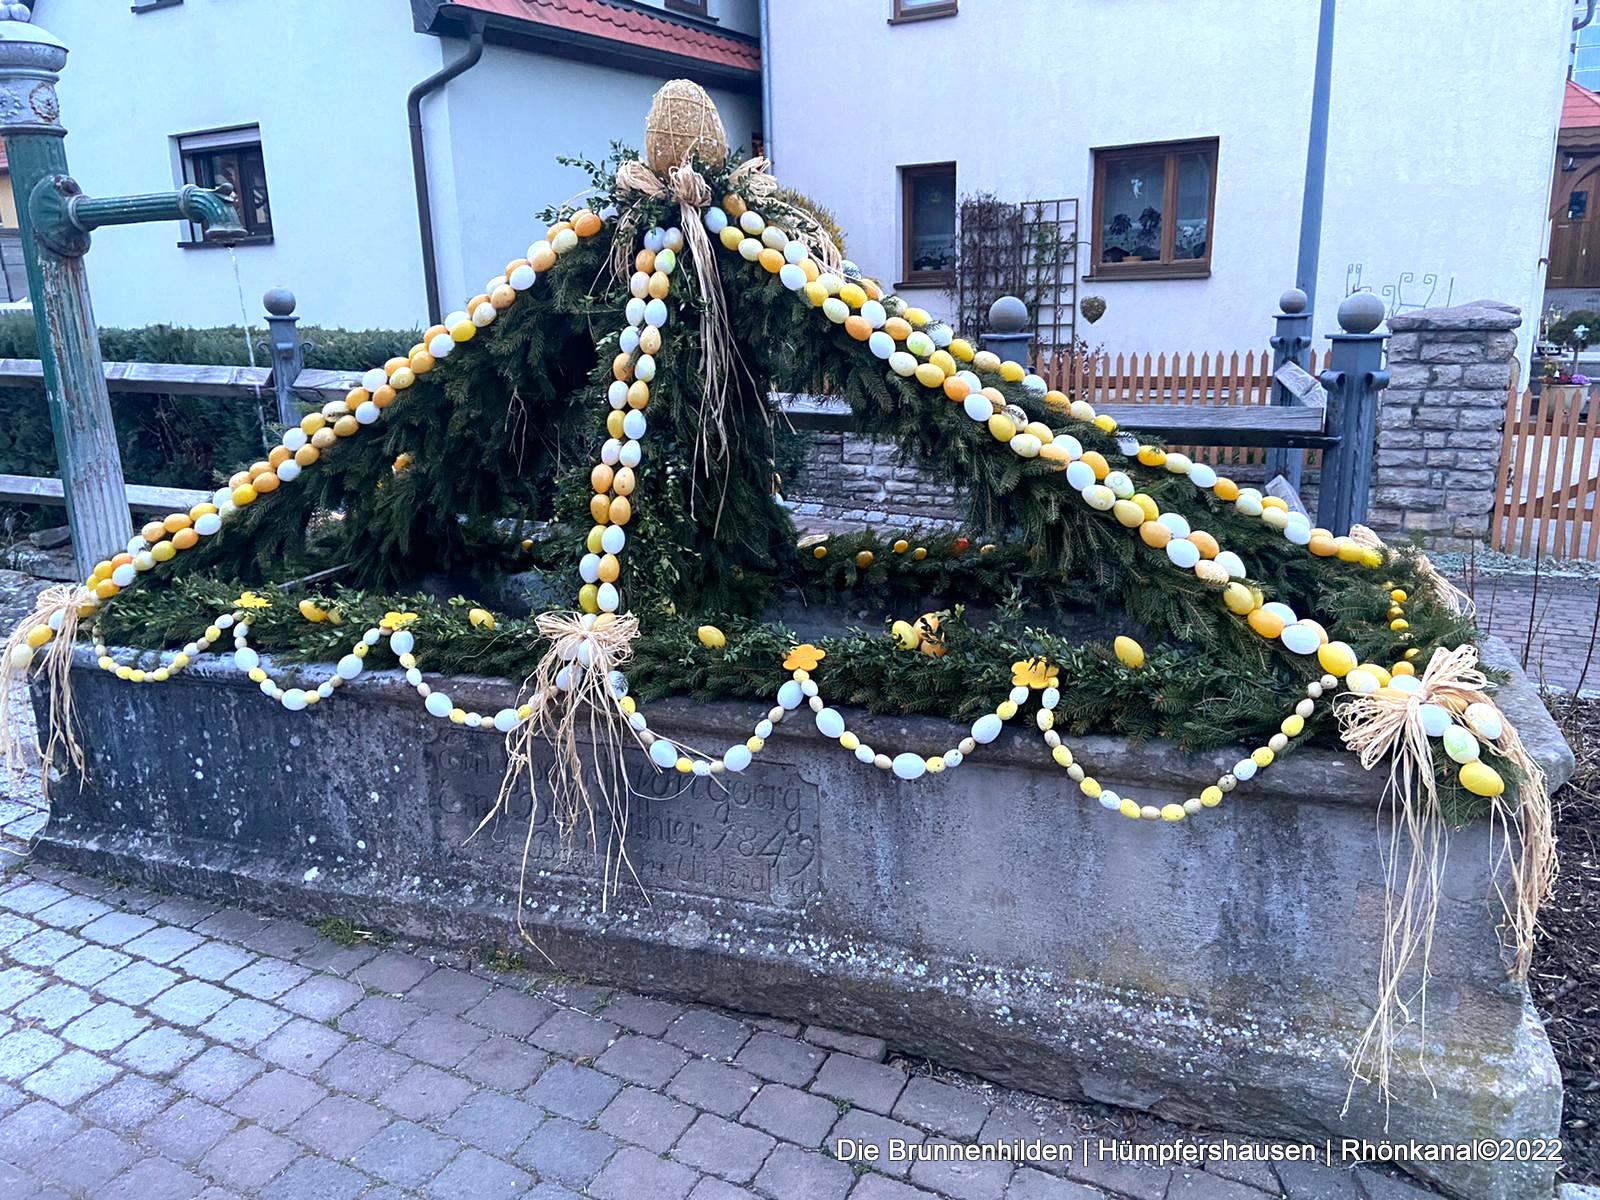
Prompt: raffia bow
<box><xmin>1334</xmin><ymin>642</ymin><xmax>1554</xmax><ymax>1109</ymax></box>
<box><xmin>1</xmin><ymin>583</ymin><xmax>96</xmax><ymax>796</ymax></box>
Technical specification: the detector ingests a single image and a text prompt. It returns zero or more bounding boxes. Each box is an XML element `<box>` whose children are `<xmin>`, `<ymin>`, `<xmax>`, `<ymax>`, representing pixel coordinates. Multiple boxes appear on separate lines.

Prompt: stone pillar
<box><xmin>1368</xmin><ymin>300</ymin><xmax>1519</xmax><ymax>548</ymax></box>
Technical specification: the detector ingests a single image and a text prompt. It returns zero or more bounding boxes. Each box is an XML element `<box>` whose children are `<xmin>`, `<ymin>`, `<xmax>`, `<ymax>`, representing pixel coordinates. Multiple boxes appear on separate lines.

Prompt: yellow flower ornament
<box><xmin>783</xmin><ymin>644</ymin><xmax>826</xmax><ymax>672</ymax></box>
<box><xmin>1011</xmin><ymin>658</ymin><xmax>1059</xmax><ymax>690</ymax></box>
<box><xmin>233</xmin><ymin>591</ymin><xmax>271</xmax><ymax>611</ymax></box>
<box><xmin>380</xmin><ymin>611</ymin><xmax>419</xmax><ymax>631</ymax></box>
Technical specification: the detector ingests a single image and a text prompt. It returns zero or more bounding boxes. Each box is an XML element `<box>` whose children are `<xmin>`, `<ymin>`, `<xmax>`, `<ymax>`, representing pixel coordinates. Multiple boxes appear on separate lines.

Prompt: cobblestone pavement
<box><xmin>1457</xmin><ymin>573</ymin><xmax>1600</xmax><ymax>694</ymax></box>
<box><xmin>0</xmin><ymin>858</ymin><xmax>1439</xmax><ymax>1200</ymax></box>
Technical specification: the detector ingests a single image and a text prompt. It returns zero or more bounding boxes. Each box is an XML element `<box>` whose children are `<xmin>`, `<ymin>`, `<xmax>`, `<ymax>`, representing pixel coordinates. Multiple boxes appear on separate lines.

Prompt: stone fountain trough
<box><xmin>32</xmin><ymin>638</ymin><xmax>1572</xmax><ymax>1200</ymax></box>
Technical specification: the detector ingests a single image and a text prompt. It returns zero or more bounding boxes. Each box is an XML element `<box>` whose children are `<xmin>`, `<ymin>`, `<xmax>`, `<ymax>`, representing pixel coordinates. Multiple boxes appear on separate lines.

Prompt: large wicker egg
<box><xmin>644</xmin><ymin>80</ymin><xmax>729</xmax><ymax>174</ymax></box>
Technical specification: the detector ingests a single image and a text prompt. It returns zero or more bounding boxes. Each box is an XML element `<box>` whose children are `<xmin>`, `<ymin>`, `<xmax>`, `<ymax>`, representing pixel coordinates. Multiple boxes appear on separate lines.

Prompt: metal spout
<box><xmin>176</xmin><ymin>181</ymin><xmax>247</xmax><ymax>244</ymax></box>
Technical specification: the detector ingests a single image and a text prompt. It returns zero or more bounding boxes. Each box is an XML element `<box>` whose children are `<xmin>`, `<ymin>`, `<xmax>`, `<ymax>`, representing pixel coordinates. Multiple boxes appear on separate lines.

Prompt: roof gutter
<box><xmin>409</xmin><ymin>11</ymin><xmax>487</xmax><ymax>326</ymax></box>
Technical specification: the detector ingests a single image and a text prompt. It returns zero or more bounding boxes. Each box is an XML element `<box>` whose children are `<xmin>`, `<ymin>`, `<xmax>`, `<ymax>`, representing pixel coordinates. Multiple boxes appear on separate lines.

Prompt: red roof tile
<box><xmin>1565</xmin><ymin>79</ymin><xmax>1600</xmax><ymax>130</ymax></box>
<box><xmin>452</xmin><ymin>0</ymin><xmax>760</xmax><ymax>74</ymax></box>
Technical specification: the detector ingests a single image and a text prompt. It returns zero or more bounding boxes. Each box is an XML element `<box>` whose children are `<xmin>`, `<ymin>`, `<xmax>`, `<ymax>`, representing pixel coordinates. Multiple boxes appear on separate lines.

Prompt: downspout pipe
<box><xmin>757</xmin><ymin>0</ymin><xmax>773</xmax><ymax>163</ymax></box>
<box><xmin>409</xmin><ymin>12</ymin><xmax>486</xmax><ymax>326</ymax></box>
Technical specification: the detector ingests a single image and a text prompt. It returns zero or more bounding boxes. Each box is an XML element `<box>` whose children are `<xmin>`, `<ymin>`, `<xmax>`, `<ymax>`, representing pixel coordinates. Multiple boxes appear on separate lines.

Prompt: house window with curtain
<box><xmin>175</xmin><ymin>126</ymin><xmax>273</xmax><ymax>244</ymax></box>
<box><xmin>664</xmin><ymin>0</ymin><xmax>710</xmax><ymax>17</ymax></box>
<box><xmin>900</xmin><ymin>162</ymin><xmax>956</xmax><ymax>285</ymax></box>
<box><xmin>892</xmin><ymin>0</ymin><xmax>957</xmax><ymax>21</ymax></box>
<box><xmin>1091</xmin><ymin>138</ymin><xmax>1217</xmax><ymax>279</ymax></box>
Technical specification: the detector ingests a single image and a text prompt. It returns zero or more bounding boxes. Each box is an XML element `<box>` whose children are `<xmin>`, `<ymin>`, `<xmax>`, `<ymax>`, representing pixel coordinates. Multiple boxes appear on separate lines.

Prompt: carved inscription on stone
<box><xmin>425</xmin><ymin>728</ymin><xmax>820</xmax><ymax>907</ymax></box>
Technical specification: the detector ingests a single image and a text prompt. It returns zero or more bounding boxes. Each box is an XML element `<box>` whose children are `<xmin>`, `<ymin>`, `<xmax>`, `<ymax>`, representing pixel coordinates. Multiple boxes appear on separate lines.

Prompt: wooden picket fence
<box><xmin>1038</xmin><ymin>347</ymin><xmax>1328</xmax><ymax>467</ymax></box>
<box><xmin>1490</xmin><ymin>384</ymin><xmax>1600</xmax><ymax>560</ymax></box>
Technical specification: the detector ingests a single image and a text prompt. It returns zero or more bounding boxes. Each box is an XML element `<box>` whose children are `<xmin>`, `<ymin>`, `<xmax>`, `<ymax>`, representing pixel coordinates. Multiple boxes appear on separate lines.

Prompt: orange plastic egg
<box><xmin>844</xmin><ymin>315</ymin><xmax>872</xmax><ymax>341</ymax></box>
<box><xmin>591</xmin><ymin>463</ymin><xmax>615</xmax><ymax>494</ymax></box>
<box><xmin>590</xmin><ymin>494</ymin><xmax>612</xmax><ymax>524</ymax></box>
<box><xmin>609</xmin><ymin>496</ymin><xmax>632</xmax><ymax>525</ymax></box>
<box><xmin>612</xmin><ymin>466</ymin><xmax>636</xmax><ymax>497</ymax></box>
<box><xmin>171</xmin><ymin>527</ymin><xmax>199</xmax><ymax>551</ymax></box>
<box><xmin>572</xmin><ymin>209</ymin><xmax>602</xmax><ymax>237</ymax></box>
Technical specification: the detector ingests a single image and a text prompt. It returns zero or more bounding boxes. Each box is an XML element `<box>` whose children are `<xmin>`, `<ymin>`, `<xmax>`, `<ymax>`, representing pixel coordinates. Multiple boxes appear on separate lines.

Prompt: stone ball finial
<box><xmin>1338</xmin><ymin>290</ymin><xmax>1386</xmax><ymax>335</ymax></box>
<box><xmin>0</xmin><ymin>4</ymin><xmax>32</xmax><ymax>21</ymax></box>
<box><xmin>643</xmin><ymin>79</ymin><xmax>728</xmax><ymax>175</ymax></box>
<box><xmin>1278</xmin><ymin>287</ymin><xmax>1308</xmax><ymax>315</ymax></box>
<box><xmin>262</xmin><ymin>287</ymin><xmax>296</xmax><ymax>316</ymax></box>
<box><xmin>988</xmin><ymin>295</ymin><xmax>1029</xmax><ymax>333</ymax></box>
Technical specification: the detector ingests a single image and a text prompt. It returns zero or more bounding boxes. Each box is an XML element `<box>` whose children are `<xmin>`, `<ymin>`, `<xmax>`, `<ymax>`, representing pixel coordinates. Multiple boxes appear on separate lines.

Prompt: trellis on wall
<box><xmin>949</xmin><ymin>195</ymin><xmax>1081</xmax><ymax>364</ymax></box>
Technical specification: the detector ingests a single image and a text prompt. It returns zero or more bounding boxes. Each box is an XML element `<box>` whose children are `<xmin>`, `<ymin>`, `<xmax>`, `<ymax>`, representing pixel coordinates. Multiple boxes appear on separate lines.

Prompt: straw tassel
<box><xmin>1335</xmin><ymin>644</ymin><xmax>1556</xmax><ymax>1110</ymax></box>
<box><xmin>0</xmin><ymin>584</ymin><xmax>95</xmax><ymax>796</ymax></box>
<box><xmin>1348</xmin><ymin>523</ymin><xmax>1473</xmax><ymax>617</ymax></box>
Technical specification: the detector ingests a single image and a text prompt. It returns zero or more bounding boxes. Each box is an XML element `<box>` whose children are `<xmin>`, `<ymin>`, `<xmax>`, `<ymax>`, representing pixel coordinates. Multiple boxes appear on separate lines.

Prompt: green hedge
<box><xmin>0</xmin><ymin>314</ymin><xmax>418</xmax><ymax>528</ymax></box>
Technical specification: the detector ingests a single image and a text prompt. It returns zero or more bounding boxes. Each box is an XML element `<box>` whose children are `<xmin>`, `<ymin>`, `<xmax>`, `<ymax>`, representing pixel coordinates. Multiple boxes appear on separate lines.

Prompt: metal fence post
<box><xmin>981</xmin><ymin>295</ymin><xmax>1033</xmax><ymax>368</ymax></box>
<box><xmin>1315</xmin><ymin>292</ymin><xmax>1389</xmax><ymax>533</ymax></box>
<box><xmin>262</xmin><ymin>287</ymin><xmax>304</xmax><ymax>428</ymax></box>
<box><xmin>1265</xmin><ymin>286</ymin><xmax>1313</xmax><ymax>491</ymax></box>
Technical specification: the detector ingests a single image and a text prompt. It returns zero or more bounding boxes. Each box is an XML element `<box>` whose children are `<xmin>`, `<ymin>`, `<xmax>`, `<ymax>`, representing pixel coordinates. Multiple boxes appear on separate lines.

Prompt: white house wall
<box><xmin>30</xmin><ymin>0</ymin><xmax>445</xmax><ymax>331</ymax></box>
<box><xmin>767</xmin><ymin>0</ymin><xmax>1570</xmax><ymax>363</ymax></box>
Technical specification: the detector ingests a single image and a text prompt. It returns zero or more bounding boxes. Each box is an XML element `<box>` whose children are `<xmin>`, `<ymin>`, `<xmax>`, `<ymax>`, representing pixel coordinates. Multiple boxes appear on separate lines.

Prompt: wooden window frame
<box><xmin>899</xmin><ymin>161</ymin><xmax>957</xmax><ymax>288</ymax></box>
<box><xmin>891</xmin><ymin>0</ymin><xmax>957</xmax><ymax>22</ymax></box>
<box><xmin>664</xmin><ymin>0</ymin><xmax>711</xmax><ymax>18</ymax></box>
<box><xmin>175</xmin><ymin>125</ymin><xmax>274</xmax><ymax>247</ymax></box>
<box><xmin>1089</xmin><ymin>137</ymin><xmax>1218</xmax><ymax>281</ymax></box>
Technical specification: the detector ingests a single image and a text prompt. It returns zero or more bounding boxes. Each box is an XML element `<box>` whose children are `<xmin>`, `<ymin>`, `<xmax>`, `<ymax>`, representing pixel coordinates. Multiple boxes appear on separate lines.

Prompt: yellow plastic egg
<box><xmin>468</xmin><ymin>607</ymin><xmax>496</xmax><ymax>630</ymax></box>
<box><xmin>1317</xmin><ymin>641</ymin><xmax>1357</xmax><ymax>676</ymax></box>
<box><xmin>1114</xmin><ymin>636</ymin><xmax>1145</xmax><ymax>669</ymax></box>
<box><xmin>915</xmin><ymin>363</ymin><xmax>946</xmax><ymax>389</ymax></box>
<box><xmin>1458</xmin><ymin>760</ymin><xmax>1504</xmax><ymax>797</ymax></box>
<box><xmin>697</xmin><ymin>625</ymin><xmax>727</xmax><ymax>649</ymax></box>
<box><xmin>987</xmin><ymin>413</ymin><xmax>1017</xmax><ymax>442</ymax></box>
<box><xmin>891</xmin><ymin>619</ymin><xmax>922</xmax><ymax>650</ymax></box>
<box><xmin>1113</xmin><ymin>500</ymin><xmax>1145</xmax><ymax>528</ymax></box>
<box><xmin>1222</xmin><ymin>583</ymin><xmax>1257</xmax><ymax>614</ymax></box>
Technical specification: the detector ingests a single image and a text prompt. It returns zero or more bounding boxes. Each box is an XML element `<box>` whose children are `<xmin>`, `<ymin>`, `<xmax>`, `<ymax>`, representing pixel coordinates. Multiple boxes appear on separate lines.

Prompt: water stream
<box><xmin>227</xmin><ymin>246</ymin><xmax>271</xmax><ymax>453</ymax></box>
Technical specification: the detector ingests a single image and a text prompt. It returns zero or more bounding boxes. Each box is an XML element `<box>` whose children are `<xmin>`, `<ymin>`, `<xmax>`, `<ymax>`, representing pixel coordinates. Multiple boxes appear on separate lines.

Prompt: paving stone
<box><xmin>689</xmin><ymin>1178</ymin><xmax>753</xmax><ymax>1200</ymax></box>
<box><xmin>142</xmin><ymin>897</ymin><xmax>221</xmax><ymax>927</ymax></box>
<box><xmin>34</xmin><ymin>892</ymin><xmax>115</xmax><ymax>930</ymax></box>
<box><xmin>425</xmin><ymin>1146</ymin><xmax>533</xmax><ymax>1198</ymax></box>
<box><xmin>227</xmin><ymin>960</ymin><xmax>310</xmax><ymax>1004</ymax></box>
<box><xmin>752</xmin><ymin>1015</ymin><xmax>803</xmax><ymax>1037</ymax></box>
<box><xmin>0</xmin><ymin>1027</ymin><xmax>63</xmax><ymax>1081</ymax></box>
<box><xmin>147</xmin><ymin>979</ymin><xmax>234</xmax><ymax>1027</ymax></box>
<box><xmin>0</xmin><ymin>910</ymin><xmax>38</xmax><ymax>950</ymax></box>
<box><xmin>588</xmin><ymin>1144</ymin><xmax>700</xmax><ymax>1200</ymax></box>
<box><xmin>1207</xmin><ymin>1157</ymin><xmax>1286</xmax><ymax>1194</ymax></box>
<box><xmin>287</xmin><ymin>1093</ymin><xmax>392</xmax><ymax>1161</ymax></box>
<box><xmin>391</xmin><ymin>1010</ymin><xmax>487</xmax><ymax>1069</ymax></box>
<box><xmin>515</xmin><ymin>1114</ymin><xmax>620</xmax><ymax>1186</ymax></box>
<box><xmin>0</xmin><ymin>879</ymin><xmax>70</xmax><ymax>914</ymax></box>
<box><xmin>295</xmin><ymin>937</ymin><xmax>382</xmax><ymax>977</ymax></box>
<box><xmin>526</xmin><ymin>1059</ymin><xmax>623</xmax><ymax>1121</ymax></box>
<box><xmin>355</xmin><ymin>949</ymin><xmax>436</xmax><ymax>994</ymax></box>
<box><xmin>666</xmin><ymin>1008</ymin><xmax>753</xmax><ymax>1060</ymax></box>
<box><xmin>172</xmin><ymin>1046</ymin><xmax>265</xmax><ymax>1103</ymax></box>
<box><xmin>199</xmin><ymin>997</ymin><xmax>292</xmax><ymax>1048</ymax></box>
<box><xmin>349</xmin><ymin>1117</ymin><xmax>459</xmax><ymax>1187</ymax></box>
<box><xmin>1008</xmin><ymin>1167</ymin><xmax>1106</xmax><ymax>1200</ymax></box>
<box><xmin>170</xmin><ymin>941</ymin><xmax>256</xmax><ymax>982</ymax></box>
<box><xmin>674</xmin><ymin>1111</ymin><xmax>777</xmax><ymax>1183</ymax></box>
<box><xmin>53</xmin><ymin>942</ymin><xmax>133</xmax><ymax>986</ymax></box>
<box><xmin>114</xmin><ymin>1024</ymin><xmax>204</xmax><ymax>1077</ymax></box>
<box><xmin>379</xmin><ymin>1061</ymin><xmax>475</xmax><ymax>1121</ymax></box>
<box><xmin>804</xmin><ymin>1023</ymin><xmax>888</xmax><ymax>1062</ymax></box>
<box><xmin>141</xmin><ymin>1096</ymin><xmax>242</xmax><ymax>1163</ymax></box>
<box><xmin>830</xmin><ymin>1108</ymin><xmax>925</xmax><ymax>1179</ymax></box>
<box><xmin>97</xmin><ymin>960</ymin><xmax>180</xmax><ymax>1006</ymax></box>
<box><xmin>257</xmin><ymin>1016</ymin><xmax>348</xmax><ymax>1073</ymax></box>
<box><xmin>0</xmin><ymin>963</ymin><xmax>45</xmax><ymax>1008</ymax></box>
<box><xmin>1277</xmin><ymin>1161</ymin><xmax>1359</xmax><ymax>1200</ymax></box>
<box><xmin>257</xmin><ymin>1155</ymin><xmax>370</xmax><ymax>1200</ymax></box>
<box><xmin>225</xmin><ymin>1067</ymin><xmax>328</xmax><ymax>1129</ymax></box>
<box><xmin>464</xmin><ymin>987</ymin><xmax>558</xmax><ymax>1037</ymax></box>
<box><xmin>37</xmin><ymin>1124</ymin><xmax>141</xmax><ymax>1194</ymax></box>
<box><xmin>908</xmin><ymin>1139</ymin><xmax>1014</xmax><ymax>1200</ymax></box>
<box><xmin>604</xmin><ymin>991</ymin><xmax>684</xmax><ymax>1036</ymax></box>
<box><xmin>526</xmin><ymin>1183</ymin><xmax>586</xmax><ymax>1200</ymax></box>
<box><xmin>742</xmin><ymin>1080</ymin><xmax>840</xmax><ymax>1146</ymax></box>
<box><xmin>456</xmin><ymin>1032</ymin><xmax>549</xmax><ymax>1091</ymax></box>
<box><xmin>22</xmin><ymin>1046</ymin><xmax>119</xmax><ymax>1104</ymax></box>
<box><xmin>530</xmin><ymin>1007</ymin><xmax>620</xmax><ymax>1058</ymax></box>
<box><xmin>1171</xmin><ymin>1168</ymin><xmax>1280</xmax><ymax>1200</ymax></box>
<box><xmin>14</xmin><ymin>981</ymin><xmax>93</xmax><ymax>1029</ymax></box>
<box><xmin>98</xmin><ymin>1155</ymin><xmax>207</xmax><ymax>1200</ymax></box>
<box><xmin>852</xmin><ymin>1175</ymin><xmax>940</xmax><ymax>1199</ymax></box>
<box><xmin>198</xmin><ymin>1123</ymin><xmax>302</xmax><ymax>1190</ymax></box>
<box><xmin>123</xmin><ymin>925</ymin><xmax>207</xmax><ymax>964</ymax></box>
<box><xmin>669</xmin><ymin>1056</ymin><xmax>762</xmax><ymax>1118</ymax></box>
<box><xmin>337</xmin><ymin>994</ymin><xmax>420</xmax><ymax>1044</ymax></box>
<box><xmin>1356</xmin><ymin>1168</ymin><xmax>1436</xmax><ymax>1200</ymax></box>
<box><xmin>276</xmin><ymin>973</ymin><xmax>363</xmax><ymax>1019</ymax></box>
<box><xmin>893</xmin><ymin>1076</ymin><xmax>992</xmax><ymax>1139</ymax></box>
<box><xmin>239</xmin><ymin>918</ymin><xmax>322</xmax><ymax>960</ymax></box>
<box><xmin>811</xmin><ymin>1051</ymin><xmax>908</xmax><ymax>1114</ymax></box>
<box><xmin>439</xmin><ymin>1089</ymin><xmax>543</xmax><ymax>1158</ymax></box>
<box><xmin>6</xmin><ymin>927</ymin><xmax>85</xmax><ymax>967</ymax></box>
<box><xmin>1066</xmin><ymin>1157</ymin><xmax>1174</xmax><ymax>1200</ymax></box>
<box><xmin>192</xmin><ymin>908</ymin><xmax>270</xmax><ymax>942</ymax></box>
<box><xmin>754</xmin><ymin>1142</ymin><xmax>857</xmax><ymax>1200</ymax></box>
<box><xmin>79</xmin><ymin>911</ymin><xmax>158</xmax><ymax>946</ymax></box>
<box><xmin>79</xmin><ymin>1073</ymin><xmax>177</xmax><ymax>1130</ymax></box>
<box><xmin>405</xmin><ymin>964</ymin><xmax>493</xmax><ymax>1014</ymax></box>
<box><xmin>0</xmin><ymin>1079</ymin><xmax>23</xmax><ymax>1116</ymax></box>
<box><xmin>61</xmin><ymin>999</ymin><xmax>150</xmax><ymax>1051</ymax></box>
<box><xmin>317</xmin><ymin>1041</ymin><xmax>413</xmax><ymax>1099</ymax></box>
<box><xmin>598</xmin><ymin>1084</ymin><xmax>697</xmax><ymax>1152</ymax></box>
<box><xmin>734</xmin><ymin>1030</ymin><xmax>827</xmax><ymax>1086</ymax></box>
<box><xmin>597</xmin><ymin>1032</ymin><xmax>691</xmax><ymax>1087</ymax></box>
<box><xmin>0</xmin><ymin>1098</ymin><xmax>83</xmax><ymax>1166</ymax></box>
